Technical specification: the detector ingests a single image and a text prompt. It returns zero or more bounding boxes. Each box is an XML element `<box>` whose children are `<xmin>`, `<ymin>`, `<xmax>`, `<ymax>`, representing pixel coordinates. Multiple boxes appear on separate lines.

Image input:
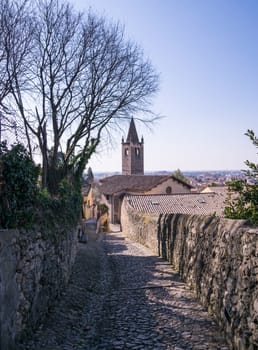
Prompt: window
<box><xmin>125</xmin><ymin>148</ymin><xmax>129</xmax><ymax>156</ymax></box>
<box><xmin>135</xmin><ymin>148</ymin><xmax>140</xmax><ymax>156</ymax></box>
<box><xmin>166</xmin><ymin>186</ymin><xmax>172</xmax><ymax>194</ymax></box>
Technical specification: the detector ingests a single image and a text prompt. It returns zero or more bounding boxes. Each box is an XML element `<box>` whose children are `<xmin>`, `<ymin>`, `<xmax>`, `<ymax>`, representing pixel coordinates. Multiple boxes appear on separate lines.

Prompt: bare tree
<box><xmin>3</xmin><ymin>0</ymin><xmax>159</xmax><ymax>194</ymax></box>
<box><xmin>0</xmin><ymin>0</ymin><xmax>34</xmax><ymax>142</ymax></box>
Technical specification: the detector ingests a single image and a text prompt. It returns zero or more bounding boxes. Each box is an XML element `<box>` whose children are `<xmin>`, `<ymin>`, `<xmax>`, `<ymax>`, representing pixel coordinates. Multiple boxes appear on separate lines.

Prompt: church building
<box><xmin>122</xmin><ymin>118</ymin><xmax>144</xmax><ymax>175</ymax></box>
<box><xmin>98</xmin><ymin>117</ymin><xmax>192</xmax><ymax>223</ymax></box>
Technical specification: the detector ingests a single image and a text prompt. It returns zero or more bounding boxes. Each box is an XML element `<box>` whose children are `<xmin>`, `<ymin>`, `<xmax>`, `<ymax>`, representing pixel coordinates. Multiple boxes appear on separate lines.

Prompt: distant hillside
<box><xmin>92</xmin><ymin>170</ymin><xmax>243</xmax><ymax>180</ymax></box>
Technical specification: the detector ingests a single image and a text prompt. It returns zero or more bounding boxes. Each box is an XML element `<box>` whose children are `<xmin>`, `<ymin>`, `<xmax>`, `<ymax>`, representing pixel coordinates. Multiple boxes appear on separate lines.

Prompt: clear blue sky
<box><xmin>73</xmin><ymin>0</ymin><xmax>258</xmax><ymax>172</ymax></box>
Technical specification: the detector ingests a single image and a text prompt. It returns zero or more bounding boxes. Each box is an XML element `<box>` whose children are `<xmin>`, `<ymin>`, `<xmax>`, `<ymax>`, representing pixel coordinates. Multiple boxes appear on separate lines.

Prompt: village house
<box><xmin>82</xmin><ymin>168</ymin><xmax>97</xmax><ymax>220</ymax></box>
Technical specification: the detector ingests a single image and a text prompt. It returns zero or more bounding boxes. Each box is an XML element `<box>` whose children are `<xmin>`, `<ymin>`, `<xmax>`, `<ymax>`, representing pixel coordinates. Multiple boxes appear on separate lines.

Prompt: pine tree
<box><xmin>224</xmin><ymin>130</ymin><xmax>258</xmax><ymax>225</ymax></box>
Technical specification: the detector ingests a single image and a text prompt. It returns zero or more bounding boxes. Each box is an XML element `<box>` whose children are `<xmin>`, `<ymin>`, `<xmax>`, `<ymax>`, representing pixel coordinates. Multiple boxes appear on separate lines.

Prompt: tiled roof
<box><xmin>125</xmin><ymin>192</ymin><xmax>226</xmax><ymax>216</ymax></box>
<box><xmin>82</xmin><ymin>184</ymin><xmax>91</xmax><ymax>196</ymax></box>
<box><xmin>99</xmin><ymin>175</ymin><xmax>192</xmax><ymax>195</ymax></box>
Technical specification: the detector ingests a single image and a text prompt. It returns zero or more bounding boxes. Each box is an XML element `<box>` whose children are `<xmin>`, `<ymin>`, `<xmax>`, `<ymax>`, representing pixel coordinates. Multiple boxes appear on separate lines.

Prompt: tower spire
<box><xmin>122</xmin><ymin>117</ymin><xmax>144</xmax><ymax>175</ymax></box>
<box><xmin>126</xmin><ymin>117</ymin><xmax>139</xmax><ymax>143</ymax></box>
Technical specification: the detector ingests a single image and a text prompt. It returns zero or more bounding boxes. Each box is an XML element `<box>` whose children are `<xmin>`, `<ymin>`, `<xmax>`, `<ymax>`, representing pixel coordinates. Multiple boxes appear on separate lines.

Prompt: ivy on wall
<box><xmin>0</xmin><ymin>143</ymin><xmax>39</xmax><ymax>228</ymax></box>
<box><xmin>0</xmin><ymin>143</ymin><xmax>81</xmax><ymax>230</ymax></box>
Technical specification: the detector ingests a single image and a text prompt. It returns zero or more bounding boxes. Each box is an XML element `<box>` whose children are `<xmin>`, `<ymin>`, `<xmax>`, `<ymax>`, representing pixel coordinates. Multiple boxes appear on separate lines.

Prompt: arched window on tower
<box><xmin>135</xmin><ymin>148</ymin><xmax>140</xmax><ymax>157</ymax></box>
<box><xmin>125</xmin><ymin>148</ymin><xmax>129</xmax><ymax>156</ymax></box>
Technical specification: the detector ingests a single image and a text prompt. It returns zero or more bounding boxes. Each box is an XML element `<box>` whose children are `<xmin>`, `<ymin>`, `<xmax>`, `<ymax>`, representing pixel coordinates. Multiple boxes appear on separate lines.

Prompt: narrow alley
<box><xmin>18</xmin><ymin>228</ymin><xmax>229</xmax><ymax>350</ymax></box>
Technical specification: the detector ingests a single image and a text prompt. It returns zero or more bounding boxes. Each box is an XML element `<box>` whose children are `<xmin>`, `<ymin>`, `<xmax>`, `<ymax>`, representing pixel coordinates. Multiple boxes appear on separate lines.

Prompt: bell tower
<box><xmin>122</xmin><ymin>117</ymin><xmax>144</xmax><ymax>175</ymax></box>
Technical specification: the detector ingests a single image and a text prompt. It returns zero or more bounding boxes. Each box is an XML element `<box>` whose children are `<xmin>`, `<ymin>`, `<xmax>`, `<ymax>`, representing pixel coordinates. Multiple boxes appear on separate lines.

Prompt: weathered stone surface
<box><xmin>121</xmin><ymin>200</ymin><xmax>258</xmax><ymax>349</ymax></box>
<box><xmin>0</xmin><ymin>229</ymin><xmax>20</xmax><ymax>350</ymax></box>
<box><xmin>0</xmin><ymin>227</ymin><xmax>77</xmax><ymax>349</ymax></box>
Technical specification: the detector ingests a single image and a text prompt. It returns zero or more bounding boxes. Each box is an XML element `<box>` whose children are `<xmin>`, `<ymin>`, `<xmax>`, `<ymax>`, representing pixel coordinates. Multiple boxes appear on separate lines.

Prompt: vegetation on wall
<box><xmin>0</xmin><ymin>143</ymin><xmax>81</xmax><ymax>229</ymax></box>
<box><xmin>98</xmin><ymin>203</ymin><xmax>109</xmax><ymax>216</ymax></box>
<box><xmin>0</xmin><ymin>142</ymin><xmax>39</xmax><ymax>228</ymax></box>
<box><xmin>173</xmin><ymin>168</ymin><xmax>189</xmax><ymax>183</ymax></box>
<box><xmin>224</xmin><ymin>129</ymin><xmax>258</xmax><ymax>225</ymax></box>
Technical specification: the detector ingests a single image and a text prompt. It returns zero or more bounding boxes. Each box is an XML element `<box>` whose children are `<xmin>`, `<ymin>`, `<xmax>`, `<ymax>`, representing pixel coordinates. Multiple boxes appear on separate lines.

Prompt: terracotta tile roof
<box><xmin>125</xmin><ymin>192</ymin><xmax>226</xmax><ymax>216</ymax></box>
<box><xmin>99</xmin><ymin>175</ymin><xmax>192</xmax><ymax>195</ymax></box>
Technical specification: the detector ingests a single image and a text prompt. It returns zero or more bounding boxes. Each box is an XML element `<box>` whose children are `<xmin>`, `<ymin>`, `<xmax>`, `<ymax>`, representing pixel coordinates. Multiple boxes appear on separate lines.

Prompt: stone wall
<box><xmin>0</xmin><ymin>227</ymin><xmax>77</xmax><ymax>349</ymax></box>
<box><xmin>121</xmin><ymin>200</ymin><xmax>258</xmax><ymax>349</ymax></box>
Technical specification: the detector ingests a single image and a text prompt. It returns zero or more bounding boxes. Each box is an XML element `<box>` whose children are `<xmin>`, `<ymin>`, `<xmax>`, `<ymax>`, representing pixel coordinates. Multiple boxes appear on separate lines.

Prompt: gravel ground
<box><xmin>18</xmin><ymin>228</ymin><xmax>229</xmax><ymax>350</ymax></box>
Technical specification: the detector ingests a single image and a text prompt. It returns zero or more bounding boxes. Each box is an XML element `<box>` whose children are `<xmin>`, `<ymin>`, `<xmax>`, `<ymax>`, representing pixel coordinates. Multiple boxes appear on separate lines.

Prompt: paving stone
<box><xmin>18</xmin><ymin>230</ymin><xmax>229</xmax><ymax>350</ymax></box>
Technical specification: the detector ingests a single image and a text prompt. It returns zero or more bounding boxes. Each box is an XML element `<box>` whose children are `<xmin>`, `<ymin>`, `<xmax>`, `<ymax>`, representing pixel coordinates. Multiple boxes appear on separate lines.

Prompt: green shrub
<box><xmin>33</xmin><ymin>179</ymin><xmax>82</xmax><ymax>232</ymax></box>
<box><xmin>224</xmin><ymin>130</ymin><xmax>258</xmax><ymax>226</ymax></box>
<box><xmin>98</xmin><ymin>203</ymin><xmax>109</xmax><ymax>215</ymax></box>
<box><xmin>0</xmin><ymin>143</ymin><xmax>82</xmax><ymax>230</ymax></box>
<box><xmin>0</xmin><ymin>143</ymin><xmax>39</xmax><ymax>228</ymax></box>
<box><xmin>58</xmin><ymin>178</ymin><xmax>82</xmax><ymax>226</ymax></box>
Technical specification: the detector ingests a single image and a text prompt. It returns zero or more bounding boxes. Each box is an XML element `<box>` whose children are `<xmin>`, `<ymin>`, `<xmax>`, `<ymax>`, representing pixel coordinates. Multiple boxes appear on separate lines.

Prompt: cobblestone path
<box><xmin>19</xmin><ymin>230</ymin><xmax>229</xmax><ymax>350</ymax></box>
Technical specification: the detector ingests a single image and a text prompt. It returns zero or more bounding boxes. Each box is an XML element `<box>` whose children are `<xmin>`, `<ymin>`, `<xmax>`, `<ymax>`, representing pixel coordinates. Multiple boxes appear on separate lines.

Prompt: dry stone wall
<box><xmin>121</xmin><ymin>201</ymin><xmax>258</xmax><ymax>350</ymax></box>
<box><xmin>0</xmin><ymin>227</ymin><xmax>77</xmax><ymax>350</ymax></box>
